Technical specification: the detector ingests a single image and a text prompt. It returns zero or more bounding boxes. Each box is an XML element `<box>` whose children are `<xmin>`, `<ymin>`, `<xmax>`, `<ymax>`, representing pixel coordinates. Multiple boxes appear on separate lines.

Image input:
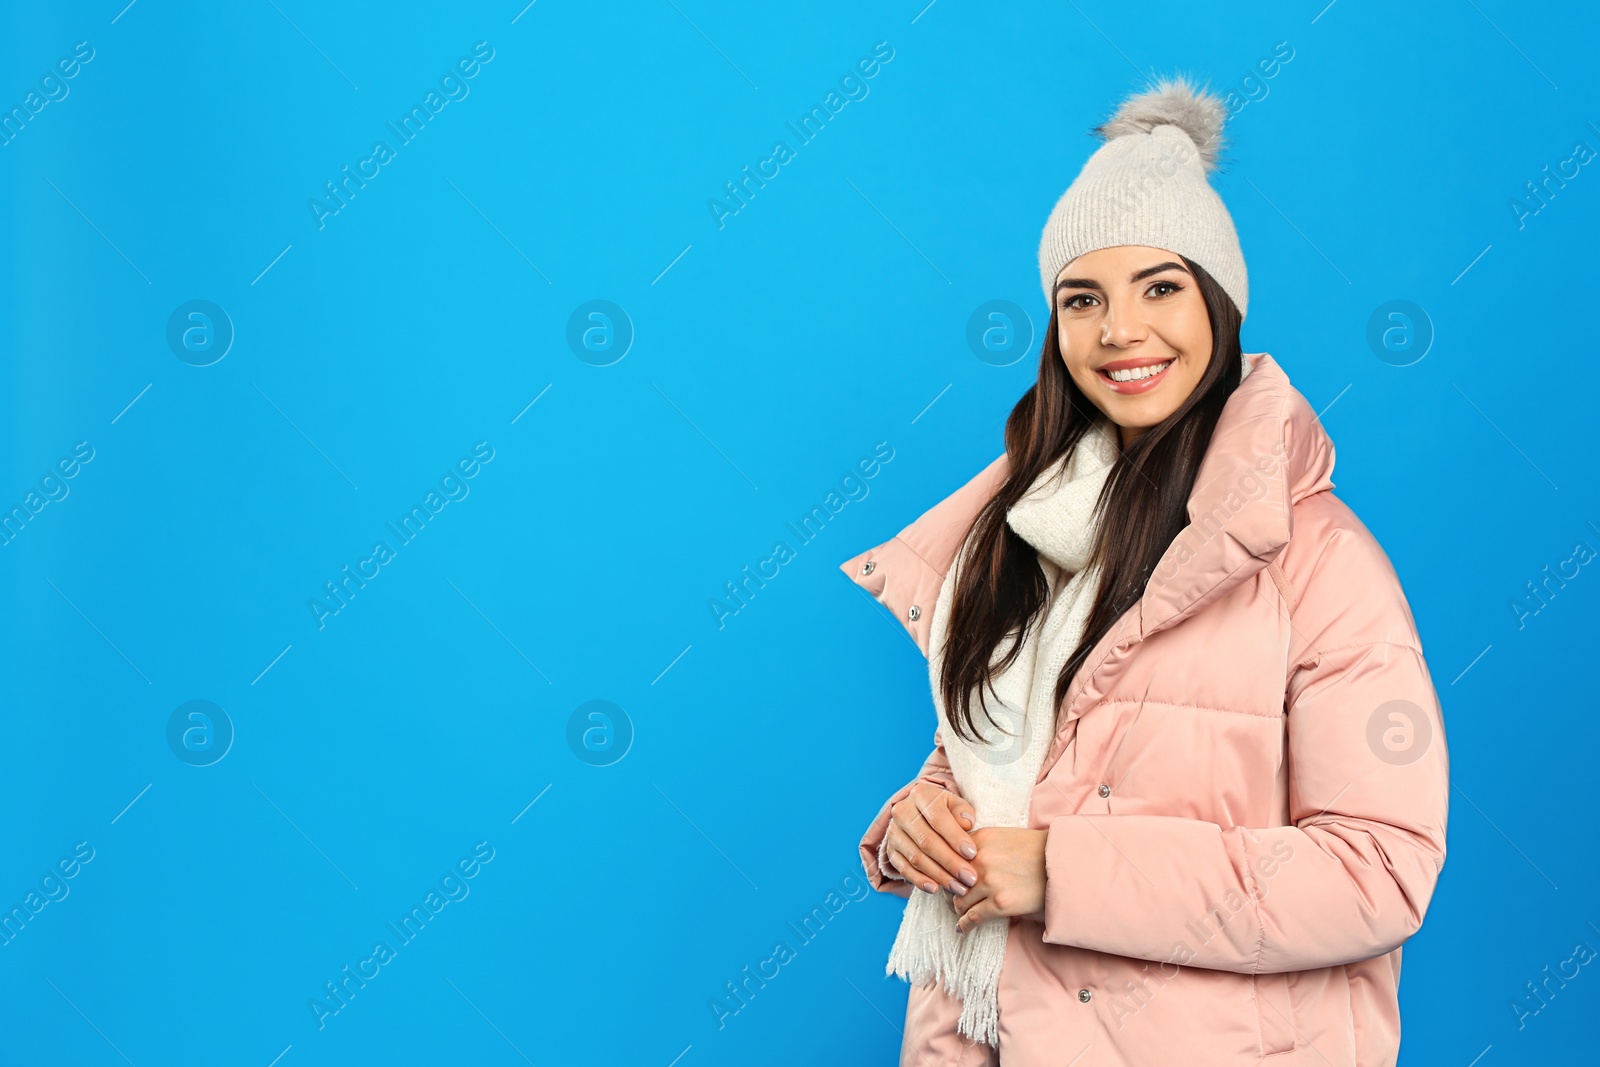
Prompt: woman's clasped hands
<box><xmin>884</xmin><ymin>783</ymin><xmax>1049</xmax><ymax>933</ymax></box>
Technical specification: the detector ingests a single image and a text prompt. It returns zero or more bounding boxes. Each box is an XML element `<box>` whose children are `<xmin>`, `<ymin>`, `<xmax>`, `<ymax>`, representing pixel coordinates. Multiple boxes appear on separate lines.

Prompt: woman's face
<box><xmin>1054</xmin><ymin>245</ymin><xmax>1214</xmax><ymax>451</ymax></box>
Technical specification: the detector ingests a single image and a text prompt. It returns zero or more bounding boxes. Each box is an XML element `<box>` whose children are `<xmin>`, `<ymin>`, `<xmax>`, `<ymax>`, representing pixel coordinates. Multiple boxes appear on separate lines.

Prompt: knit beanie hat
<box><xmin>1037</xmin><ymin>74</ymin><xmax>1249</xmax><ymax>321</ymax></box>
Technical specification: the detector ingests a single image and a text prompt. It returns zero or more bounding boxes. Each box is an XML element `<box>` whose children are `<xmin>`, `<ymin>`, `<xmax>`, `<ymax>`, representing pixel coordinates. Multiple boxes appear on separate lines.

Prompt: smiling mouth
<box><xmin>1095</xmin><ymin>357</ymin><xmax>1175</xmax><ymax>395</ymax></box>
<box><xmin>1099</xmin><ymin>359</ymin><xmax>1174</xmax><ymax>383</ymax></box>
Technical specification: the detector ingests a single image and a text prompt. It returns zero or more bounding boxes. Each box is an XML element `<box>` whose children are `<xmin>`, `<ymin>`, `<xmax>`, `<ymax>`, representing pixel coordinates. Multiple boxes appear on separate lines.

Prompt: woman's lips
<box><xmin>1098</xmin><ymin>358</ymin><xmax>1174</xmax><ymax>395</ymax></box>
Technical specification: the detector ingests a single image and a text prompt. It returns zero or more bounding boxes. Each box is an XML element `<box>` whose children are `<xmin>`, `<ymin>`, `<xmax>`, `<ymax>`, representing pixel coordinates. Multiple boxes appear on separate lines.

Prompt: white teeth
<box><xmin>1106</xmin><ymin>360</ymin><xmax>1173</xmax><ymax>383</ymax></box>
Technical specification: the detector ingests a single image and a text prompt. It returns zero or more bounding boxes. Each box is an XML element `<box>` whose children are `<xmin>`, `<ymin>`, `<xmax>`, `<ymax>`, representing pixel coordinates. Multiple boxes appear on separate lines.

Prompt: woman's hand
<box><xmin>884</xmin><ymin>782</ymin><xmax>980</xmax><ymax>897</ymax></box>
<box><xmin>951</xmin><ymin>827</ymin><xmax>1048</xmax><ymax>932</ymax></box>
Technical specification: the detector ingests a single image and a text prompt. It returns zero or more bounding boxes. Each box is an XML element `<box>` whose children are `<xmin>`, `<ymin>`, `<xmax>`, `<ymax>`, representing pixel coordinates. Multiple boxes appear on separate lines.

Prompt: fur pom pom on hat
<box><xmin>1038</xmin><ymin>74</ymin><xmax>1249</xmax><ymax>320</ymax></box>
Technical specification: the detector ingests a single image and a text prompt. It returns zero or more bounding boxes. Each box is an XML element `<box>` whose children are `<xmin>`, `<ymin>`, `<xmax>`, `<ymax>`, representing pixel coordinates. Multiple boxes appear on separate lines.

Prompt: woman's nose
<box><xmin>1101</xmin><ymin>304</ymin><xmax>1147</xmax><ymax>346</ymax></box>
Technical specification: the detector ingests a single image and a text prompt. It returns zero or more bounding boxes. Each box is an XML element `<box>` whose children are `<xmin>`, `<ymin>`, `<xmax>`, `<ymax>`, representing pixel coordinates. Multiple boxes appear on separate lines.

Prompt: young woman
<box><xmin>840</xmin><ymin>77</ymin><xmax>1449</xmax><ymax>1066</ymax></box>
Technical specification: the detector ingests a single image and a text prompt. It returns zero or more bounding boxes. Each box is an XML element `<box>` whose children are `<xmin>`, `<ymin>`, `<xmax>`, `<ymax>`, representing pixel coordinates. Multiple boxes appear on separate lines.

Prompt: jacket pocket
<box><xmin>1253</xmin><ymin>971</ymin><xmax>1297</xmax><ymax>1055</ymax></box>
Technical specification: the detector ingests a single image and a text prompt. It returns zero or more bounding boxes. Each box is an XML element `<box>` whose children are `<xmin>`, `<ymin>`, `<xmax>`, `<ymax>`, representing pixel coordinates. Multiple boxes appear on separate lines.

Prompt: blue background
<box><xmin>2</xmin><ymin>1</ymin><xmax>1596</xmax><ymax>1064</ymax></box>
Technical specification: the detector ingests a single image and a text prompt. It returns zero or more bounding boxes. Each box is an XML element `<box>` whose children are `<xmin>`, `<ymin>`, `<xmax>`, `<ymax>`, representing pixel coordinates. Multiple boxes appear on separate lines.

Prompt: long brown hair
<box><xmin>939</xmin><ymin>254</ymin><xmax>1244</xmax><ymax>743</ymax></box>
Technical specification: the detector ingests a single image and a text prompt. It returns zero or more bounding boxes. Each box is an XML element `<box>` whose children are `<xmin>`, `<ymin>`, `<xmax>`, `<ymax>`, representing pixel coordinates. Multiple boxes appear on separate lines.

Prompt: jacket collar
<box><xmin>1134</xmin><ymin>351</ymin><xmax>1336</xmax><ymax>642</ymax></box>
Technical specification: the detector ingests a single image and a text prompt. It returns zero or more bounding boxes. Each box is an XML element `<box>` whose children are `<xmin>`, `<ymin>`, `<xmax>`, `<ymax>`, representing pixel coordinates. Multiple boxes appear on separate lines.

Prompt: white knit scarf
<box><xmin>885</xmin><ymin>354</ymin><xmax>1253</xmax><ymax>1046</ymax></box>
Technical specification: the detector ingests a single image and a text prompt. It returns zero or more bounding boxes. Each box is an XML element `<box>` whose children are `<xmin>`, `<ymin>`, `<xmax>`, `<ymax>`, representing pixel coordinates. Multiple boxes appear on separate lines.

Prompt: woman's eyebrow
<box><xmin>1055</xmin><ymin>261</ymin><xmax>1190</xmax><ymax>294</ymax></box>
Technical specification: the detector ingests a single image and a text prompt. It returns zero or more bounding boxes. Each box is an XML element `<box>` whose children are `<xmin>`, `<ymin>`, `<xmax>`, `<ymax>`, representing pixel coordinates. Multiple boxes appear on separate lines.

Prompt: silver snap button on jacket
<box><xmin>861</xmin><ymin>560</ymin><xmax>875</xmax><ymax>575</ymax></box>
<box><xmin>1098</xmin><ymin>784</ymin><xmax>1111</xmax><ymax>798</ymax></box>
<box><xmin>908</xmin><ymin>605</ymin><xmax>921</xmax><ymax>621</ymax></box>
<box><xmin>1078</xmin><ymin>988</ymin><xmax>1092</xmax><ymax>1003</ymax></box>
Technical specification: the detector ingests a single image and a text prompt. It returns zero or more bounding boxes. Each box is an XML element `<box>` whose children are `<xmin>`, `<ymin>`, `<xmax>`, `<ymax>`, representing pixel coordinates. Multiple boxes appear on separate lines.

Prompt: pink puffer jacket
<box><xmin>840</xmin><ymin>352</ymin><xmax>1449</xmax><ymax>1066</ymax></box>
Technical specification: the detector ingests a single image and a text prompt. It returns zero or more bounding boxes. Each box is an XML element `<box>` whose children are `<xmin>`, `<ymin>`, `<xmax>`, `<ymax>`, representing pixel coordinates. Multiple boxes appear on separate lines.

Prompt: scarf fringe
<box><xmin>884</xmin><ymin>881</ymin><xmax>1006</xmax><ymax>1047</ymax></box>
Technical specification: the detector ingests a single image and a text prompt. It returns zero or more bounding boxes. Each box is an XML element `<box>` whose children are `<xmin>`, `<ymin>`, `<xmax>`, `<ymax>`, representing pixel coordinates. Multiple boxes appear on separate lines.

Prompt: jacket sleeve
<box><xmin>1038</xmin><ymin>517</ymin><xmax>1450</xmax><ymax>974</ymax></box>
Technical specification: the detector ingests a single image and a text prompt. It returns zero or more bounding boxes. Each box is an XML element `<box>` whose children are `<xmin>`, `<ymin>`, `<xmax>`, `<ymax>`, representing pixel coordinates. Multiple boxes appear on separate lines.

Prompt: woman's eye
<box><xmin>1061</xmin><ymin>284</ymin><xmax>1176</xmax><ymax>312</ymax></box>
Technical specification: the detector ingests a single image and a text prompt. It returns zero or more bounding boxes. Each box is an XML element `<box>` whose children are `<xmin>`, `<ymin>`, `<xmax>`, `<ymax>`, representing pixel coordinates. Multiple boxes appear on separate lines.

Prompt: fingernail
<box><xmin>922</xmin><ymin>881</ymin><xmax>936</xmax><ymax>893</ymax></box>
<box><xmin>960</xmin><ymin>870</ymin><xmax>977</xmax><ymax>886</ymax></box>
<box><xmin>961</xmin><ymin>844</ymin><xmax>977</xmax><ymax>860</ymax></box>
<box><xmin>949</xmin><ymin>881</ymin><xmax>967</xmax><ymax>896</ymax></box>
